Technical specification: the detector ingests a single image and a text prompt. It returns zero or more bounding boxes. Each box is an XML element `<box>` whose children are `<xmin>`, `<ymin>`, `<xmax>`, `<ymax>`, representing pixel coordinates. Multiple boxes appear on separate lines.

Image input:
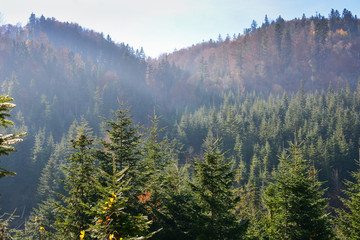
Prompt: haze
<box><xmin>1</xmin><ymin>0</ymin><xmax>359</xmax><ymax>57</ymax></box>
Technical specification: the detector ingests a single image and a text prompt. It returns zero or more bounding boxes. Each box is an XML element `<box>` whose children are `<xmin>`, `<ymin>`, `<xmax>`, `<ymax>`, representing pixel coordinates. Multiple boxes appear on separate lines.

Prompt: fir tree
<box><xmin>56</xmin><ymin>129</ymin><xmax>98</xmax><ymax>239</ymax></box>
<box><xmin>22</xmin><ymin>199</ymin><xmax>59</xmax><ymax>239</ymax></box>
<box><xmin>159</xmin><ymin>162</ymin><xmax>199</xmax><ymax>240</ymax></box>
<box><xmin>189</xmin><ymin>138</ymin><xmax>246</xmax><ymax>240</ymax></box>
<box><xmin>89</xmin><ymin>154</ymin><xmax>154</xmax><ymax>239</ymax></box>
<box><xmin>263</xmin><ymin>143</ymin><xmax>333</xmax><ymax>239</ymax></box>
<box><xmin>336</xmin><ymin>161</ymin><xmax>360</xmax><ymax>239</ymax></box>
<box><xmin>37</xmin><ymin>156</ymin><xmax>64</xmax><ymax>202</ymax></box>
<box><xmin>0</xmin><ymin>95</ymin><xmax>26</xmax><ymax>180</ymax></box>
<box><xmin>97</xmin><ymin>102</ymin><xmax>142</xmax><ymax>182</ymax></box>
<box><xmin>136</xmin><ymin>113</ymin><xmax>170</xmax><ymax>225</ymax></box>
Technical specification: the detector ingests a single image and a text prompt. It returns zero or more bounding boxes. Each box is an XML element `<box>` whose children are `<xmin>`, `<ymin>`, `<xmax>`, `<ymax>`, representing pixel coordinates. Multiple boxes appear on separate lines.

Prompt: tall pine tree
<box><xmin>263</xmin><ymin>143</ymin><xmax>333</xmax><ymax>239</ymax></box>
<box><xmin>0</xmin><ymin>95</ymin><xmax>26</xmax><ymax>180</ymax></box>
<box><xmin>189</xmin><ymin>138</ymin><xmax>246</xmax><ymax>240</ymax></box>
<box><xmin>56</xmin><ymin>128</ymin><xmax>98</xmax><ymax>239</ymax></box>
<box><xmin>97</xmin><ymin>102</ymin><xmax>142</xmax><ymax>184</ymax></box>
<box><xmin>336</xmin><ymin>161</ymin><xmax>360</xmax><ymax>239</ymax></box>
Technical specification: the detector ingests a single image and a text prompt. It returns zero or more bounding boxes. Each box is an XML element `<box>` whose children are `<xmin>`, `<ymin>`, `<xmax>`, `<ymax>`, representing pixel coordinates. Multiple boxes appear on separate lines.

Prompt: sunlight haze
<box><xmin>2</xmin><ymin>0</ymin><xmax>360</xmax><ymax>57</ymax></box>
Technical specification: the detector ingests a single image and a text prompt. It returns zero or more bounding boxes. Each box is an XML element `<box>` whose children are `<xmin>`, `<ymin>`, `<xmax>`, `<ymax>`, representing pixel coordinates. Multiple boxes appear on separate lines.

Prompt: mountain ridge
<box><xmin>149</xmin><ymin>9</ymin><xmax>360</xmax><ymax>96</ymax></box>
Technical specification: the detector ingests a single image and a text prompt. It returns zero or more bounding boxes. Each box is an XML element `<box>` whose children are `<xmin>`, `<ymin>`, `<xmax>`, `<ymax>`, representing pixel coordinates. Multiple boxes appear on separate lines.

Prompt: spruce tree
<box><xmin>189</xmin><ymin>138</ymin><xmax>246</xmax><ymax>240</ymax></box>
<box><xmin>37</xmin><ymin>156</ymin><xmax>64</xmax><ymax>202</ymax></box>
<box><xmin>139</xmin><ymin>112</ymin><xmax>168</xmax><ymax>192</ymax></box>
<box><xmin>263</xmin><ymin>143</ymin><xmax>333</xmax><ymax>239</ymax></box>
<box><xmin>97</xmin><ymin>102</ymin><xmax>142</xmax><ymax>183</ymax></box>
<box><xmin>137</xmin><ymin>113</ymin><xmax>169</xmax><ymax>226</ymax></box>
<box><xmin>89</xmin><ymin>153</ymin><xmax>153</xmax><ymax>239</ymax></box>
<box><xmin>140</xmin><ymin>113</ymin><xmax>195</xmax><ymax>239</ymax></box>
<box><xmin>336</xmin><ymin>162</ymin><xmax>360</xmax><ymax>239</ymax></box>
<box><xmin>156</xmin><ymin>162</ymin><xmax>198</xmax><ymax>239</ymax></box>
<box><xmin>56</xmin><ymin>130</ymin><xmax>98</xmax><ymax>239</ymax></box>
<box><xmin>0</xmin><ymin>95</ymin><xmax>26</xmax><ymax>180</ymax></box>
<box><xmin>22</xmin><ymin>199</ymin><xmax>59</xmax><ymax>239</ymax></box>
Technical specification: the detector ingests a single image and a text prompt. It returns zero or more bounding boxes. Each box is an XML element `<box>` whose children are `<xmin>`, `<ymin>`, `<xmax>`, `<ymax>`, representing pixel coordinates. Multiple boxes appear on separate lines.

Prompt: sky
<box><xmin>1</xmin><ymin>0</ymin><xmax>360</xmax><ymax>58</ymax></box>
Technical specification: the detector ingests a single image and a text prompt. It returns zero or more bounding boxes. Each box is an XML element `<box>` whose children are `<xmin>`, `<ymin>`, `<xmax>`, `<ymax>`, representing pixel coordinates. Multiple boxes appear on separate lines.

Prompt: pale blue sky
<box><xmin>1</xmin><ymin>0</ymin><xmax>360</xmax><ymax>58</ymax></box>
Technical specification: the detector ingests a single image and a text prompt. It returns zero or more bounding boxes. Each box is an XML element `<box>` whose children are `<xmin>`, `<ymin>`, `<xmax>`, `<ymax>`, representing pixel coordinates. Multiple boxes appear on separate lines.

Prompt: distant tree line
<box><xmin>1</xmin><ymin>8</ymin><xmax>360</xmax><ymax>239</ymax></box>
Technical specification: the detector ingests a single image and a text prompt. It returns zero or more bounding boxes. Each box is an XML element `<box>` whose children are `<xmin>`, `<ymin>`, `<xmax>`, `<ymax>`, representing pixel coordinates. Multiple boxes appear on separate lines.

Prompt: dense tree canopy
<box><xmin>264</xmin><ymin>143</ymin><xmax>332</xmax><ymax>239</ymax></box>
<box><xmin>1</xmin><ymin>8</ymin><xmax>360</xmax><ymax>240</ymax></box>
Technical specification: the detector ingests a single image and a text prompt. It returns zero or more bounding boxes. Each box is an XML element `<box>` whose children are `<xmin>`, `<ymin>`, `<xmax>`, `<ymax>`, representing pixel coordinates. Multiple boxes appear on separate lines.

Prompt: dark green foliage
<box><xmin>189</xmin><ymin>138</ymin><xmax>246</xmax><ymax>240</ymax></box>
<box><xmin>98</xmin><ymin>103</ymin><xmax>142</xmax><ymax>180</ymax></box>
<box><xmin>275</xmin><ymin>16</ymin><xmax>285</xmax><ymax>53</ymax></box>
<box><xmin>21</xmin><ymin>199</ymin><xmax>60</xmax><ymax>239</ymax></box>
<box><xmin>336</xmin><ymin>162</ymin><xmax>360</xmax><ymax>239</ymax></box>
<box><xmin>138</xmin><ymin>114</ymin><xmax>199</xmax><ymax>239</ymax></box>
<box><xmin>136</xmin><ymin>113</ymin><xmax>170</xmax><ymax>228</ymax></box>
<box><xmin>176</xmin><ymin>89</ymin><xmax>360</xmax><ymax>201</ymax></box>
<box><xmin>315</xmin><ymin>17</ymin><xmax>329</xmax><ymax>46</ymax></box>
<box><xmin>329</xmin><ymin>9</ymin><xmax>341</xmax><ymax>32</ymax></box>
<box><xmin>3</xmin><ymin>8</ymin><xmax>360</xmax><ymax>239</ymax></box>
<box><xmin>93</xmin><ymin>104</ymin><xmax>160</xmax><ymax>239</ymax></box>
<box><xmin>37</xmin><ymin>156</ymin><xmax>65</xmax><ymax>202</ymax></box>
<box><xmin>263</xmin><ymin>143</ymin><xmax>333</xmax><ymax>239</ymax></box>
<box><xmin>56</xmin><ymin>130</ymin><xmax>98</xmax><ymax>239</ymax></box>
<box><xmin>90</xmin><ymin>166</ymin><xmax>154</xmax><ymax>240</ymax></box>
<box><xmin>0</xmin><ymin>95</ymin><xmax>26</xmax><ymax>180</ymax></box>
<box><xmin>91</xmin><ymin>187</ymin><xmax>153</xmax><ymax>240</ymax></box>
<box><xmin>154</xmin><ymin>163</ymin><xmax>198</xmax><ymax>239</ymax></box>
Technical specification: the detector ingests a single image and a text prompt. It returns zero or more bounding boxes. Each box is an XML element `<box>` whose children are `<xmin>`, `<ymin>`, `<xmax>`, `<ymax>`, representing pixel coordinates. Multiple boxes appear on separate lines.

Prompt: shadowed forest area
<box><xmin>0</xmin><ymin>9</ymin><xmax>360</xmax><ymax>239</ymax></box>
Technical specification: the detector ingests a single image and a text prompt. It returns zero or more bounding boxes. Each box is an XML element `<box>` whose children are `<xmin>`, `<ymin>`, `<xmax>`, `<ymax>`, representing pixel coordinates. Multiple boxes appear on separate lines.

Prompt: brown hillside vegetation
<box><xmin>148</xmin><ymin>9</ymin><xmax>360</xmax><ymax>96</ymax></box>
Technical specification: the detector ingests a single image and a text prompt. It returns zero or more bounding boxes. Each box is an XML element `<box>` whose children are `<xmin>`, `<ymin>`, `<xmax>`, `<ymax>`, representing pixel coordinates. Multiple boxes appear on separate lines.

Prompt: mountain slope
<box><xmin>148</xmin><ymin>9</ymin><xmax>360</xmax><ymax>96</ymax></box>
<box><xmin>0</xmin><ymin>14</ymin><xmax>153</xmax><ymax>213</ymax></box>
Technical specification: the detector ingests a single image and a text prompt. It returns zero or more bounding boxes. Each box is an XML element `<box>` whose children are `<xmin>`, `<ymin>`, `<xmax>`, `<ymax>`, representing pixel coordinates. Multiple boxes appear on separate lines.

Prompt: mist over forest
<box><xmin>0</xmin><ymin>9</ymin><xmax>360</xmax><ymax>239</ymax></box>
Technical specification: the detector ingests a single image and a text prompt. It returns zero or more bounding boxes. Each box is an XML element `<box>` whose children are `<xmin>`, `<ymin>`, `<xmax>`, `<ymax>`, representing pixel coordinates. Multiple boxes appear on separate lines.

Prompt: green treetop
<box><xmin>98</xmin><ymin>102</ymin><xmax>142</xmax><ymax>182</ymax></box>
<box><xmin>56</xmin><ymin>130</ymin><xmax>98</xmax><ymax>239</ymax></box>
<box><xmin>263</xmin><ymin>143</ymin><xmax>333</xmax><ymax>239</ymax></box>
<box><xmin>189</xmin><ymin>137</ymin><xmax>246</xmax><ymax>240</ymax></box>
<box><xmin>0</xmin><ymin>95</ymin><xmax>26</xmax><ymax>180</ymax></box>
<box><xmin>336</xmin><ymin>161</ymin><xmax>360</xmax><ymax>239</ymax></box>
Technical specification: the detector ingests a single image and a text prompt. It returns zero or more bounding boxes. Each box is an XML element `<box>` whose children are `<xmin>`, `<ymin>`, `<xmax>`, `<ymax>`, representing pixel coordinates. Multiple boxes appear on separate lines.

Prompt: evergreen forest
<box><xmin>1</xmin><ymin>8</ymin><xmax>360</xmax><ymax>239</ymax></box>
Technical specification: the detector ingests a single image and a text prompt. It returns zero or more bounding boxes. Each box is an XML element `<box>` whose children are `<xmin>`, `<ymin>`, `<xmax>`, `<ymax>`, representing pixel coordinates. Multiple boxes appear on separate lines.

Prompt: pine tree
<box><xmin>189</xmin><ymin>138</ymin><xmax>246</xmax><ymax>240</ymax></box>
<box><xmin>0</xmin><ymin>211</ymin><xmax>23</xmax><ymax>238</ymax></box>
<box><xmin>89</xmin><ymin>153</ymin><xmax>154</xmax><ymax>239</ymax></box>
<box><xmin>336</xmin><ymin>162</ymin><xmax>360</xmax><ymax>239</ymax></box>
<box><xmin>329</xmin><ymin>9</ymin><xmax>341</xmax><ymax>31</ymax></box>
<box><xmin>0</xmin><ymin>95</ymin><xmax>26</xmax><ymax>181</ymax></box>
<box><xmin>139</xmin><ymin>112</ymin><xmax>168</xmax><ymax>188</ymax></box>
<box><xmin>275</xmin><ymin>16</ymin><xmax>285</xmax><ymax>53</ymax></box>
<box><xmin>137</xmin><ymin>113</ymin><xmax>170</xmax><ymax>220</ymax></box>
<box><xmin>37</xmin><ymin>156</ymin><xmax>64</xmax><ymax>202</ymax></box>
<box><xmin>0</xmin><ymin>95</ymin><xmax>26</xmax><ymax>236</ymax></box>
<box><xmin>263</xmin><ymin>15</ymin><xmax>270</xmax><ymax>27</ymax></box>
<box><xmin>155</xmin><ymin>162</ymin><xmax>197</xmax><ymax>240</ymax></box>
<box><xmin>56</xmin><ymin>129</ymin><xmax>98</xmax><ymax>239</ymax></box>
<box><xmin>97</xmin><ymin>102</ymin><xmax>142</xmax><ymax>182</ymax></box>
<box><xmin>22</xmin><ymin>199</ymin><xmax>60</xmax><ymax>239</ymax></box>
<box><xmin>263</xmin><ymin>143</ymin><xmax>333</xmax><ymax>239</ymax></box>
<box><xmin>140</xmin><ymin>114</ymin><xmax>195</xmax><ymax>239</ymax></box>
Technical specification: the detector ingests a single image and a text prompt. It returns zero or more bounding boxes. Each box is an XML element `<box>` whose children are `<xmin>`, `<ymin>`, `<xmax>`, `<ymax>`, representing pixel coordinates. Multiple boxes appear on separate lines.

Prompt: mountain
<box><xmin>0</xmin><ymin>13</ymin><xmax>153</xmax><ymax>213</ymax></box>
<box><xmin>0</xmin><ymin>13</ymin><xmax>154</xmax><ymax>134</ymax></box>
<box><xmin>148</xmin><ymin>9</ymin><xmax>360</xmax><ymax>96</ymax></box>
<box><xmin>0</xmin><ymin>8</ymin><xmax>359</xmax><ymax>217</ymax></box>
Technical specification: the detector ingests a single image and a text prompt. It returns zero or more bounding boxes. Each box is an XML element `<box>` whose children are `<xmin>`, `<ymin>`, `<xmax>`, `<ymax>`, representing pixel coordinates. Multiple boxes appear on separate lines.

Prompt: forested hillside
<box><xmin>148</xmin><ymin>9</ymin><xmax>360</xmax><ymax>99</ymax></box>
<box><xmin>1</xmin><ymin>9</ymin><xmax>360</xmax><ymax>239</ymax></box>
<box><xmin>0</xmin><ymin>13</ymin><xmax>154</xmax><ymax>214</ymax></box>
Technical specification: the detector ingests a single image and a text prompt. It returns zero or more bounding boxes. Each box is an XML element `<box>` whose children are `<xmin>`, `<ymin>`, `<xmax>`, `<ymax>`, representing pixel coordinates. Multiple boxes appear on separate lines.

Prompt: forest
<box><xmin>0</xmin><ymin>8</ymin><xmax>360</xmax><ymax>239</ymax></box>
